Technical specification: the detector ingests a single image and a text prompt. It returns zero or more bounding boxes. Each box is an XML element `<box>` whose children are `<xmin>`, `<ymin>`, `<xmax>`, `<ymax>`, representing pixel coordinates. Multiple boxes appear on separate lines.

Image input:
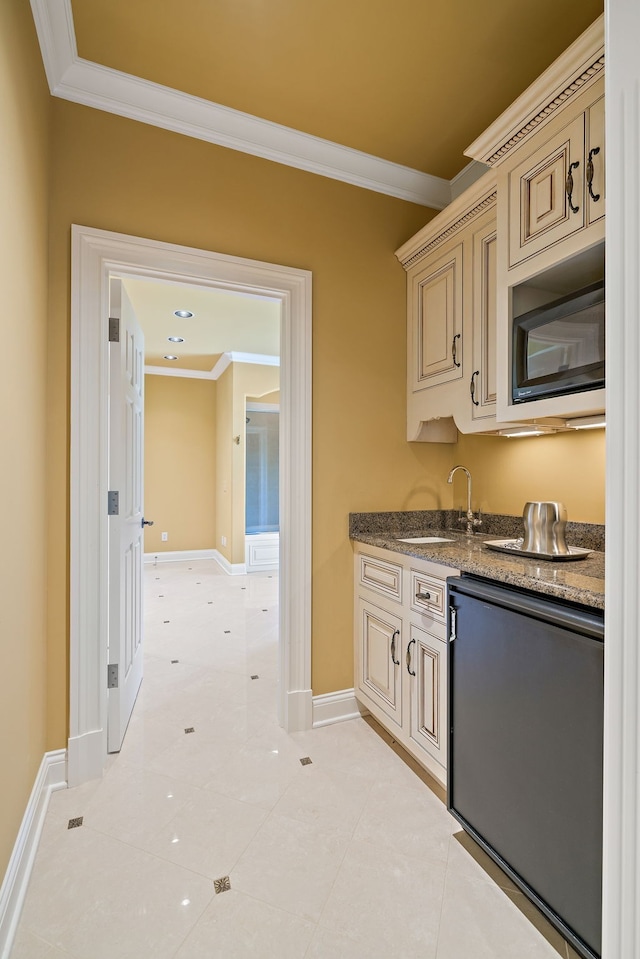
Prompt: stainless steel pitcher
<box><xmin>522</xmin><ymin>501</ymin><xmax>569</xmax><ymax>555</ymax></box>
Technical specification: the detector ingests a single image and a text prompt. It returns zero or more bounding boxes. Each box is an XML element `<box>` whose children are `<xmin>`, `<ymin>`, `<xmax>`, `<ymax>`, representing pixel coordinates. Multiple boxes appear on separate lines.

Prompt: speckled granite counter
<box><xmin>350</xmin><ymin>510</ymin><xmax>605</xmax><ymax>610</ymax></box>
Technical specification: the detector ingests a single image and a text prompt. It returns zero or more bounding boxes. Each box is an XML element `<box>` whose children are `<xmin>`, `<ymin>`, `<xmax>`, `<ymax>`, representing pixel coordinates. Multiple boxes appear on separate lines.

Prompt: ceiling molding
<box><xmin>146</xmin><ymin>352</ymin><xmax>280</xmax><ymax>381</ymax></box>
<box><xmin>144</xmin><ymin>365</ymin><xmax>215</xmax><ymax>380</ymax></box>
<box><xmin>210</xmin><ymin>351</ymin><xmax>280</xmax><ymax>380</ymax></box>
<box><xmin>30</xmin><ymin>0</ymin><xmax>452</xmax><ymax>210</ymax></box>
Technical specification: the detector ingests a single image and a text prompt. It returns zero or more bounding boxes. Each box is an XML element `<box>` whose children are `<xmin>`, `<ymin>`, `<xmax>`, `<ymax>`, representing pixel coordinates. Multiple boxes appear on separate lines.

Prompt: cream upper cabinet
<box><xmin>409</xmin><ymin>244</ymin><xmax>463</xmax><ymax>392</ymax></box>
<box><xmin>470</xmin><ymin>218</ymin><xmax>498</xmax><ymax>423</ymax></box>
<box><xmin>463</xmin><ymin>14</ymin><xmax>605</xmax><ymax>425</ymax></box>
<box><xmin>587</xmin><ymin>94</ymin><xmax>605</xmax><ymax>225</ymax></box>
<box><xmin>397</xmin><ymin>173</ymin><xmax>514</xmax><ymax>441</ymax></box>
<box><xmin>508</xmin><ymin>112</ymin><xmax>586</xmax><ymax>269</ymax></box>
<box><xmin>397</xmin><ymin>175</ymin><xmax>528</xmax><ymax>440</ymax></box>
<box><xmin>504</xmin><ymin>75</ymin><xmax>605</xmax><ymax>273</ymax></box>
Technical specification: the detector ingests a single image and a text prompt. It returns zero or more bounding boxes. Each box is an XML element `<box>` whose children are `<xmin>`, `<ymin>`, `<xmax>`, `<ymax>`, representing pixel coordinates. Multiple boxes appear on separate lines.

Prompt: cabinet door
<box><xmin>586</xmin><ymin>95</ymin><xmax>605</xmax><ymax>226</ymax></box>
<box><xmin>407</xmin><ymin>624</ymin><xmax>447</xmax><ymax>768</ymax></box>
<box><xmin>508</xmin><ymin>114</ymin><xmax>585</xmax><ymax>268</ymax></box>
<box><xmin>409</xmin><ymin>244</ymin><xmax>463</xmax><ymax>391</ymax></box>
<box><xmin>470</xmin><ymin>218</ymin><xmax>498</xmax><ymax>421</ymax></box>
<box><xmin>357</xmin><ymin>599</ymin><xmax>402</xmax><ymax>728</ymax></box>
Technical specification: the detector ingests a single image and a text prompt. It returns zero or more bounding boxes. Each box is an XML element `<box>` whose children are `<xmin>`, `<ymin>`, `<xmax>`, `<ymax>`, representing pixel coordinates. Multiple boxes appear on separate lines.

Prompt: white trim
<box><xmin>210</xmin><ymin>351</ymin><xmax>280</xmax><ymax>380</ymax></box>
<box><xmin>145</xmin><ymin>351</ymin><xmax>280</xmax><ymax>381</ymax></box>
<box><xmin>30</xmin><ymin>0</ymin><xmax>451</xmax><ymax>209</ymax></box>
<box><xmin>312</xmin><ymin>689</ymin><xmax>367</xmax><ymax>728</ymax></box>
<box><xmin>143</xmin><ymin>549</ymin><xmax>217</xmax><ymax>564</ymax></box>
<box><xmin>71</xmin><ymin>225</ymin><xmax>312</xmax><ymax>785</ymax></box>
<box><xmin>212</xmin><ymin>550</ymin><xmax>246</xmax><ymax>576</ymax></box>
<box><xmin>602</xmin><ymin>2</ymin><xmax>640</xmax><ymax>956</ymax></box>
<box><xmin>449</xmin><ymin>159</ymin><xmax>490</xmax><ymax>199</ymax></box>
<box><xmin>144</xmin><ymin>365</ymin><xmax>215</xmax><ymax>380</ymax></box>
<box><xmin>0</xmin><ymin>750</ymin><xmax>67</xmax><ymax>959</ymax></box>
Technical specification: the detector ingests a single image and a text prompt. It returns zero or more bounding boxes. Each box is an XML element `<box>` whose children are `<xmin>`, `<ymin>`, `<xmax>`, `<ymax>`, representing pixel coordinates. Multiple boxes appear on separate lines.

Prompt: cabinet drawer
<box><xmin>359</xmin><ymin>553</ymin><xmax>403</xmax><ymax>603</ymax></box>
<box><xmin>508</xmin><ymin>114</ymin><xmax>585</xmax><ymax>268</ymax></box>
<box><xmin>410</xmin><ymin>570</ymin><xmax>446</xmax><ymax>619</ymax></box>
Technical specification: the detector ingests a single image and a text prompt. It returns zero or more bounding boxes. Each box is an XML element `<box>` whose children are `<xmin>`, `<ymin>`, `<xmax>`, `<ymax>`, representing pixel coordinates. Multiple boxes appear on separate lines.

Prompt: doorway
<box><xmin>69</xmin><ymin>226</ymin><xmax>312</xmax><ymax>786</ymax></box>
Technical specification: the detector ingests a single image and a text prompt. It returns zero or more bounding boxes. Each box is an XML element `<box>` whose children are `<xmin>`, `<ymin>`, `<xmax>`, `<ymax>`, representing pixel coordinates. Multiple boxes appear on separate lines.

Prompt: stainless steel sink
<box><xmin>396</xmin><ymin>536</ymin><xmax>454</xmax><ymax>544</ymax></box>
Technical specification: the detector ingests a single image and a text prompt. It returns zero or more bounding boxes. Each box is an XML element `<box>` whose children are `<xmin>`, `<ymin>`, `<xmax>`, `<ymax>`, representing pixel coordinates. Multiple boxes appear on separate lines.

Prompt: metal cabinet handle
<box><xmin>587</xmin><ymin>147</ymin><xmax>601</xmax><ymax>202</ymax></box>
<box><xmin>415</xmin><ymin>590</ymin><xmax>432</xmax><ymax>601</ymax></box>
<box><xmin>390</xmin><ymin>629</ymin><xmax>400</xmax><ymax>666</ymax></box>
<box><xmin>449</xmin><ymin>606</ymin><xmax>457</xmax><ymax>643</ymax></box>
<box><xmin>470</xmin><ymin>370</ymin><xmax>480</xmax><ymax>407</ymax></box>
<box><xmin>142</xmin><ymin>517</ymin><xmax>155</xmax><ymax>527</ymax></box>
<box><xmin>406</xmin><ymin>638</ymin><xmax>416</xmax><ymax>676</ymax></box>
<box><xmin>565</xmin><ymin>160</ymin><xmax>580</xmax><ymax>214</ymax></box>
<box><xmin>452</xmin><ymin>333</ymin><xmax>461</xmax><ymax>368</ymax></box>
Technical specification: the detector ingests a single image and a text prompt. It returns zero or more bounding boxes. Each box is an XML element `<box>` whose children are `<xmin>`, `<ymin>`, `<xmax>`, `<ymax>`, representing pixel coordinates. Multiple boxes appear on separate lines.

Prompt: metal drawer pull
<box><xmin>565</xmin><ymin>160</ymin><xmax>580</xmax><ymax>214</ymax></box>
<box><xmin>470</xmin><ymin>370</ymin><xmax>480</xmax><ymax>407</ymax></box>
<box><xmin>416</xmin><ymin>591</ymin><xmax>432</xmax><ymax>601</ymax></box>
<box><xmin>452</xmin><ymin>333</ymin><xmax>461</xmax><ymax>368</ymax></box>
<box><xmin>406</xmin><ymin>638</ymin><xmax>416</xmax><ymax>676</ymax></box>
<box><xmin>390</xmin><ymin>629</ymin><xmax>400</xmax><ymax>666</ymax></box>
<box><xmin>587</xmin><ymin>146</ymin><xmax>601</xmax><ymax>202</ymax></box>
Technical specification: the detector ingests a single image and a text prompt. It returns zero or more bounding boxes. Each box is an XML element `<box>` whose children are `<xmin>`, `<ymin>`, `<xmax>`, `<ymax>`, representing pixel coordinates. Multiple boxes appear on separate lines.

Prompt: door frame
<box><xmin>69</xmin><ymin>225</ymin><xmax>312</xmax><ymax>786</ymax></box>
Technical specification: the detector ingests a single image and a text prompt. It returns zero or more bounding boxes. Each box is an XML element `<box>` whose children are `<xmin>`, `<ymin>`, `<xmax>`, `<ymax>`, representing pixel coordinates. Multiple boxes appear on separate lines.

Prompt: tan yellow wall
<box><xmin>453</xmin><ymin>429</ymin><xmax>605</xmax><ymax>524</ymax></box>
<box><xmin>144</xmin><ymin>375</ymin><xmax>217</xmax><ymax>553</ymax></box>
<box><xmin>0</xmin><ymin>0</ymin><xmax>51</xmax><ymax>875</ymax></box>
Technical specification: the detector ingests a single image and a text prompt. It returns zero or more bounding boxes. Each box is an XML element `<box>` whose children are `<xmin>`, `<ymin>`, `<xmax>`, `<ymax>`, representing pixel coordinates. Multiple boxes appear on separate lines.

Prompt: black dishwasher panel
<box><xmin>447</xmin><ymin>575</ymin><xmax>604</xmax><ymax>959</ymax></box>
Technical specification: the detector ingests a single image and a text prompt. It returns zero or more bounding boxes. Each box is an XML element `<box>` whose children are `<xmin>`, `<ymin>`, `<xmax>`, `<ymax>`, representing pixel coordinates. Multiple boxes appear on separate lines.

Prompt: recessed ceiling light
<box><xmin>174</xmin><ymin>310</ymin><xmax>193</xmax><ymax>318</ymax></box>
<box><xmin>167</xmin><ymin>336</ymin><xmax>184</xmax><ymax>343</ymax></box>
<box><xmin>163</xmin><ymin>354</ymin><xmax>179</xmax><ymax>361</ymax></box>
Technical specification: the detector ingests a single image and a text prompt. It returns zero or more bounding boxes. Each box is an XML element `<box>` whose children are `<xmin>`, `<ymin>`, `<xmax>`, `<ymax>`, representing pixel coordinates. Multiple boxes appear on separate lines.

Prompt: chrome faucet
<box><xmin>447</xmin><ymin>465</ymin><xmax>482</xmax><ymax>535</ymax></box>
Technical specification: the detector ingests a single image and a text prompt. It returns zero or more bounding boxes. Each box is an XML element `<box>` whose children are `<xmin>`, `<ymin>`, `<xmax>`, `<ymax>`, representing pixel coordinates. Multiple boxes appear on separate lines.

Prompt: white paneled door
<box><xmin>107</xmin><ymin>279</ymin><xmax>145</xmax><ymax>752</ymax></box>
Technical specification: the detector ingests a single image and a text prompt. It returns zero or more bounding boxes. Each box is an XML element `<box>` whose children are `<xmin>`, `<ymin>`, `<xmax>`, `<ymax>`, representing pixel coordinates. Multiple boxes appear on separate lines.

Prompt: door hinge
<box><xmin>107</xmin><ymin>664</ymin><xmax>119</xmax><ymax>689</ymax></box>
<box><xmin>108</xmin><ymin>316</ymin><xmax>120</xmax><ymax>342</ymax></box>
<box><xmin>108</xmin><ymin>490</ymin><xmax>119</xmax><ymax>515</ymax></box>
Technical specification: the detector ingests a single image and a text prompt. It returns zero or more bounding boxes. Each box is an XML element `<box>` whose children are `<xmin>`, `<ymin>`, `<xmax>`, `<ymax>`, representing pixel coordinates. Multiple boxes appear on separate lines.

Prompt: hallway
<box><xmin>11</xmin><ymin>561</ymin><xmax>575</xmax><ymax>958</ymax></box>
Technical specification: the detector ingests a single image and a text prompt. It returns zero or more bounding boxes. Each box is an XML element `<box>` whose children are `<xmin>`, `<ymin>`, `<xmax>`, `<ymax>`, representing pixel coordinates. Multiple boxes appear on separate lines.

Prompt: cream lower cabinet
<box><xmin>354</xmin><ymin>542</ymin><xmax>458</xmax><ymax>786</ymax></box>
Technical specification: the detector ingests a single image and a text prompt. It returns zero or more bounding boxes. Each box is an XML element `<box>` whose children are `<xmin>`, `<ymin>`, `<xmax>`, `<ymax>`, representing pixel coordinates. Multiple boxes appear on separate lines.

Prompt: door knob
<box><xmin>141</xmin><ymin>518</ymin><xmax>154</xmax><ymax>527</ymax></box>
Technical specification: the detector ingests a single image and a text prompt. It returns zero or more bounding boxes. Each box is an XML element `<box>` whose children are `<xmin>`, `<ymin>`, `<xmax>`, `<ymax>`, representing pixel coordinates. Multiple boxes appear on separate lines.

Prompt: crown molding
<box><xmin>30</xmin><ymin>0</ymin><xmax>451</xmax><ymax>209</ymax></box>
<box><xmin>145</xmin><ymin>352</ymin><xmax>279</xmax><ymax>381</ymax></box>
<box><xmin>395</xmin><ymin>168</ymin><xmax>497</xmax><ymax>270</ymax></box>
<box><xmin>465</xmin><ymin>14</ymin><xmax>604</xmax><ymax>167</ymax></box>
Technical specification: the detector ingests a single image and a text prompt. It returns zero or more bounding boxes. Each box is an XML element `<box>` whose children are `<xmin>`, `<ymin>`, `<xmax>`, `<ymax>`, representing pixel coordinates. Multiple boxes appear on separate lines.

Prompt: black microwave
<box><xmin>512</xmin><ymin>280</ymin><xmax>605</xmax><ymax>404</ymax></box>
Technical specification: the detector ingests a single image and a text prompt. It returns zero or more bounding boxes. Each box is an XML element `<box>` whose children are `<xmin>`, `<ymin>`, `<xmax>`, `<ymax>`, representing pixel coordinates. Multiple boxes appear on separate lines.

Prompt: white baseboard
<box><xmin>212</xmin><ymin>550</ymin><xmax>246</xmax><ymax>576</ymax></box>
<box><xmin>144</xmin><ymin>549</ymin><xmax>216</xmax><ymax>564</ymax></box>
<box><xmin>0</xmin><ymin>750</ymin><xmax>67</xmax><ymax>959</ymax></box>
<box><xmin>312</xmin><ymin>689</ymin><xmax>367</xmax><ymax>728</ymax></box>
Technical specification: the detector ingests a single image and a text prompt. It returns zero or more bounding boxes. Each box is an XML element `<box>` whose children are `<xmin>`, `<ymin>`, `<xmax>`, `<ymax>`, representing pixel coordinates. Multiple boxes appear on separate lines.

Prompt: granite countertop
<box><xmin>350</xmin><ymin>510</ymin><xmax>605</xmax><ymax>610</ymax></box>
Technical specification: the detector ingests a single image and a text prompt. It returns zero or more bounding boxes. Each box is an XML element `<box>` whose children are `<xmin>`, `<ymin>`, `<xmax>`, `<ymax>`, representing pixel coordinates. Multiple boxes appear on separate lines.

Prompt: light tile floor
<box><xmin>11</xmin><ymin>560</ymin><xmax>580</xmax><ymax>958</ymax></box>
